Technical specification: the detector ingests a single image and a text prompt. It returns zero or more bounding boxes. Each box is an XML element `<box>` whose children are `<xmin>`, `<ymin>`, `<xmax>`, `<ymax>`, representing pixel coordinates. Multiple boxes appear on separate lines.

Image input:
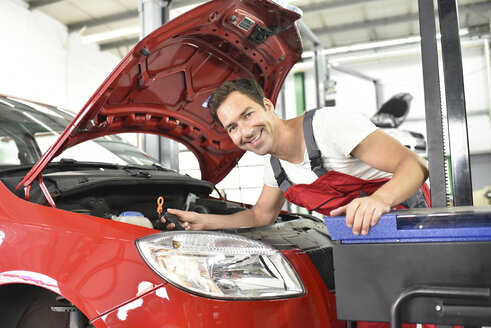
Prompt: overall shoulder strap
<box><xmin>270</xmin><ymin>108</ymin><xmax>328</xmax><ymax>192</ymax></box>
<box><xmin>303</xmin><ymin>108</ymin><xmax>328</xmax><ymax>177</ymax></box>
<box><xmin>270</xmin><ymin>156</ymin><xmax>293</xmax><ymax>193</ymax></box>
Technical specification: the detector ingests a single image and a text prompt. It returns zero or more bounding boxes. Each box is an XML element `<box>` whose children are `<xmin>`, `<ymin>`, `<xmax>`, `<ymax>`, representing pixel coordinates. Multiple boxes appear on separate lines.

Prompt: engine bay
<box><xmin>0</xmin><ymin>163</ymin><xmax>330</xmax><ymax>233</ymax></box>
<box><xmin>0</xmin><ymin>164</ymin><xmax>247</xmax><ymax>230</ymax></box>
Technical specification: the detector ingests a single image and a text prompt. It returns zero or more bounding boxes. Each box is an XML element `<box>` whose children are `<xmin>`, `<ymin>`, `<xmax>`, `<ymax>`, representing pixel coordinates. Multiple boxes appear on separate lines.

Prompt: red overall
<box><xmin>283</xmin><ymin>170</ymin><xmax>431</xmax><ymax>215</ymax></box>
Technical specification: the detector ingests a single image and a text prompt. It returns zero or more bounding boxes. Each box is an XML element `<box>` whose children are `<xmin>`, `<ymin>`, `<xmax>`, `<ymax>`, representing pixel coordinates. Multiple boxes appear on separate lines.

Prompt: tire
<box><xmin>16</xmin><ymin>290</ymin><xmax>87</xmax><ymax>328</ymax></box>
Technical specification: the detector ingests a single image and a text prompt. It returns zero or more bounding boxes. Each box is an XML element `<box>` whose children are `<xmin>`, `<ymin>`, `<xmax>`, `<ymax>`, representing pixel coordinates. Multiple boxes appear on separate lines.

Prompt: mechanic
<box><xmin>163</xmin><ymin>78</ymin><xmax>430</xmax><ymax>235</ymax></box>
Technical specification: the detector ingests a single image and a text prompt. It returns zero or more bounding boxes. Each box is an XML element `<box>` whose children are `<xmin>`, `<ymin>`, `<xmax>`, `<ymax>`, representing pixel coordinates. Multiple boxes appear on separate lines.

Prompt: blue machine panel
<box><xmin>324</xmin><ymin>206</ymin><xmax>491</xmax><ymax>243</ymax></box>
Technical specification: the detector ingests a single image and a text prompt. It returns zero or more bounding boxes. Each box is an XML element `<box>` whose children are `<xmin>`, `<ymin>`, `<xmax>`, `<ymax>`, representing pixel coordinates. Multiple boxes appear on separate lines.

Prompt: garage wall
<box><xmin>324</xmin><ymin>41</ymin><xmax>491</xmax><ymax>152</ymax></box>
<box><xmin>0</xmin><ymin>0</ymin><xmax>121</xmax><ymax>111</ymax></box>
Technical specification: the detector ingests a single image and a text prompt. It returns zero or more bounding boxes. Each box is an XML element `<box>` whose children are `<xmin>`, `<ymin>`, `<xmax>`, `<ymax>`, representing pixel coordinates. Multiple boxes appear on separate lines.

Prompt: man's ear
<box><xmin>263</xmin><ymin>98</ymin><xmax>274</xmax><ymax>112</ymax></box>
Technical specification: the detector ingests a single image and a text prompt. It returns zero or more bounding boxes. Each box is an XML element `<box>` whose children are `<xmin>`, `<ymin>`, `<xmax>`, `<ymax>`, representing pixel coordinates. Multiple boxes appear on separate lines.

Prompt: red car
<box><xmin>0</xmin><ymin>0</ymin><xmax>343</xmax><ymax>327</ymax></box>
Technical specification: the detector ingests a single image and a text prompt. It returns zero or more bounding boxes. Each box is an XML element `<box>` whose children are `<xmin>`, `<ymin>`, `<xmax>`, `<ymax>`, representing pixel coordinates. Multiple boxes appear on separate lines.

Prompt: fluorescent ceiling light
<box><xmin>81</xmin><ymin>26</ymin><xmax>141</xmax><ymax>44</ymax></box>
<box><xmin>324</xmin><ymin>36</ymin><xmax>421</xmax><ymax>55</ymax></box>
<box><xmin>79</xmin><ymin>3</ymin><xmax>198</xmax><ymax>44</ymax></box>
<box><xmin>321</xmin><ymin>28</ymin><xmax>470</xmax><ymax>56</ymax></box>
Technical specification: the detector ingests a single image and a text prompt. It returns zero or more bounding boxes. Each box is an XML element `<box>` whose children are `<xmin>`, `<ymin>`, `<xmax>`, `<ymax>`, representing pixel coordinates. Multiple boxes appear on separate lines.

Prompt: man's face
<box><xmin>217</xmin><ymin>91</ymin><xmax>276</xmax><ymax>156</ymax></box>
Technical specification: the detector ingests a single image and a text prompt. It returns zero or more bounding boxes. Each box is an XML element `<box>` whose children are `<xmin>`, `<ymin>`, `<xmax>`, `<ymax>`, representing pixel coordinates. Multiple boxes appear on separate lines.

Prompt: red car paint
<box><xmin>0</xmin><ymin>179</ymin><xmax>343</xmax><ymax>326</ymax></box>
<box><xmin>0</xmin><ymin>183</ymin><xmax>162</xmax><ymax>319</ymax></box>
<box><xmin>92</xmin><ymin>252</ymin><xmax>340</xmax><ymax>328</ymax></box>
<box><xmin>19</xmin><ymin>0</ymin><xmax>302</xmax><ymax>192</ymax></box>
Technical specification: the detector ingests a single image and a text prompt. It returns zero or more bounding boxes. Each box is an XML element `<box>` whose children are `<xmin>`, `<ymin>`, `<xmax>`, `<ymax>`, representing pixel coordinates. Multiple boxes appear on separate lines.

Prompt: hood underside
<box><xmin>20</xmin><ymin>0</ymin><xmax>302</xmax><ymax>192</ymax></box>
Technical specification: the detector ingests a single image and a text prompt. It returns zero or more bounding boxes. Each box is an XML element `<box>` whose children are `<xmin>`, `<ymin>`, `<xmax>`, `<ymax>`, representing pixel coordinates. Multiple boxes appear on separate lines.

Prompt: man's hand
<box><xmin>159</xmin><ymin>185</ymin><xmax>286</xmax><ymax>231</ymax></box>
<box><xmin>330</xmin><ymin>195</ymin><xmax>391</xmax><ymax>236</ymax></box>
<box><xmin>161</xmin><ymin>208</ymin><xmax>206</xmax><ymax>230</ymax></box>
<box><xmin>332</xmin><ymin>129</ymin><xmax>429</xmax><ymax>236</ymax></box>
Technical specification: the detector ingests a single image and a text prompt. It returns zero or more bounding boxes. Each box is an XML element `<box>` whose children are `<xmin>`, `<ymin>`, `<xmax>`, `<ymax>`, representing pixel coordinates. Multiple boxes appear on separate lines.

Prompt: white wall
<box><xmin>323</xmin><ymin>40</ymin><xmax>491</xmax><ymax>154</ymax></box>
<box><xmin>0</xmin><ymin>0</ymin><xmax>121</xmax><ymax>112</ymax></box>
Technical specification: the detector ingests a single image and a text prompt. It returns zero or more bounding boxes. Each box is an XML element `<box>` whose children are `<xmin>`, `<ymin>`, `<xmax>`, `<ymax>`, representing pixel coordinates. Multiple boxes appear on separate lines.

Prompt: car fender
<box><xmin>0</xmin><ymin>182</ymin><xmax>167</xmax><ymax>319</ymax></box>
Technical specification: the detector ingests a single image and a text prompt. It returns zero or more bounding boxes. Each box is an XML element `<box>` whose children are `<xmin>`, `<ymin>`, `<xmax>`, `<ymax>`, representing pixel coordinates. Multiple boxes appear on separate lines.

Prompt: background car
<box><xmin>0</xmin><ymin>96</ymin><xmax>159</xmax><ymax>167</ymax></box>
<box><xmin>370</xmin><ymin>93</ymin><xmax>427</xmax><ymax>154</ymax></box>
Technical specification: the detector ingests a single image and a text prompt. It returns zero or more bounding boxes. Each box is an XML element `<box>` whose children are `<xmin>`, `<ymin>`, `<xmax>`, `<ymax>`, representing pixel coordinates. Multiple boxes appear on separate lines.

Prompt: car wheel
<box><xmin>16</xmin><ymin>290</ymin><xmax>88</xmax><ymax>328</ymax></box>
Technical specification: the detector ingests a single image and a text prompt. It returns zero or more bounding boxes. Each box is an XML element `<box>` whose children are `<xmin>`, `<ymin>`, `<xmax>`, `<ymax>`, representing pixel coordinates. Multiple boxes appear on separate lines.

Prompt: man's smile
<box><xmin>248</xmin><ymin>129</ymin><xmax>262</xmax><ymax>145</ymax></box>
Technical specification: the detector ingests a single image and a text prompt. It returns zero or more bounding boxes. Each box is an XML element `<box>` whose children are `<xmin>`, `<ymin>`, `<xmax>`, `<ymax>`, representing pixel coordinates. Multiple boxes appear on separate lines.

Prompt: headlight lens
<box><xmin>136</xmin><ymin>231</ymin><xmax>304</xmax><ymax>299</ymax></box>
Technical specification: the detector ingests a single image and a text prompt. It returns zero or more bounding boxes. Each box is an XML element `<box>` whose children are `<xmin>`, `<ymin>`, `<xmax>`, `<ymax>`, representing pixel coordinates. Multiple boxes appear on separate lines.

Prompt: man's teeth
<box><xmin>250</xmin><ymin>131</ymin><xmax>261</xmax><ymax>143</ymax></box>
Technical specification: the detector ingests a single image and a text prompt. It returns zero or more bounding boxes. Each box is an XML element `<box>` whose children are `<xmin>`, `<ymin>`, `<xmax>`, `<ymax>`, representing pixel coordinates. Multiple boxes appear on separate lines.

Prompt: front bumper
<box><xmin>92</xmin><ymin>251</ymin><xmax>342</xmax><ymax>328</ymax></box>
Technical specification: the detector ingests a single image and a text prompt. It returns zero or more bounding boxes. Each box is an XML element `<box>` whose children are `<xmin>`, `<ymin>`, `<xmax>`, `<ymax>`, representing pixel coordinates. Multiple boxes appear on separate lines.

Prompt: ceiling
<box><xmin>25</xmin><ymin>0</ymin><xmax>491</xmax><ymax>58</ymax></box>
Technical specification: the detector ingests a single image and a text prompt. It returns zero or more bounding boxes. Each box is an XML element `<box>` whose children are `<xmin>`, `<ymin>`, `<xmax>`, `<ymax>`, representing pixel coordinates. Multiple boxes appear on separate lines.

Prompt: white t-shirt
<box><xmin>263</xmin><ymin>107</ymin><xmax>392</xmax><ymax>187</ymax></box>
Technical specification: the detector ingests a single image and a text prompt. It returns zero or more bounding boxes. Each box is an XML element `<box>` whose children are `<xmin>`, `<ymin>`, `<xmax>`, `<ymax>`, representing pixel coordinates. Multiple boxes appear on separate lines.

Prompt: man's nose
<box><xmin>239</xmin><ymin>124</ymin><xmax>252</xmax><ymax>137</ymax></box>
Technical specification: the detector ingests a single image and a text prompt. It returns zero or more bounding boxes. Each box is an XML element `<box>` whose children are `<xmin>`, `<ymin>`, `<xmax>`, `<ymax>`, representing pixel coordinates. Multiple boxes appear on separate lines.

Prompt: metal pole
<box><xmin>314</xmin><ymin>47</ymin><xmax>326</xmax><ymax>108</ymax></box>
<box><xmin>329</xmin><ymin>65</ymin><xmax>383</xmax><ymax>109</ymax></box>
<box><xmin>438</xmin><ymin>0</ymin><xmax>473</xmax><ymax>206</ymax></box>
<box><xmin>138</xmin><ymin>0</ymin><xmax>179</xmax><ymax>171</ymax></box>
<box><xmin>390</xmin><ymin>285</ymin><xmax>490</xmax><ymax>328</ymax></box>
<box><xmin>484</xmin><ymin>38</ymin><xmax>491</xmax><ymax>122</ymax></box>
<box><xmin>296</xmin><ymin>20</ymin><xmax>327</xmax><ymax>108</ymax></box>
<box><xmin>417</xmin><ymin>0</ymin><xmax>448</xmax><ymax>207</ymax></box>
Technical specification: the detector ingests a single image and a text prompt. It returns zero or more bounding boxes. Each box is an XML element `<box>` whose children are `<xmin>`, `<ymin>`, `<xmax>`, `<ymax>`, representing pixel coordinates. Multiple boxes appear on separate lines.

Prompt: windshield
<box><xmin>0</xmin><ymin>96</ymin><xmax>159</xmax><ymax>166</ymax></box>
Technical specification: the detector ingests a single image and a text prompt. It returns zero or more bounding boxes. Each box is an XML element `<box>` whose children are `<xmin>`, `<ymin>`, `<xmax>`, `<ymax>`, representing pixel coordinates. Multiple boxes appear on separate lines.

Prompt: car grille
<box><xmin>305</xmin><ymin>246</ymin><xmax>335</xmax><ymax>291</ymax></box>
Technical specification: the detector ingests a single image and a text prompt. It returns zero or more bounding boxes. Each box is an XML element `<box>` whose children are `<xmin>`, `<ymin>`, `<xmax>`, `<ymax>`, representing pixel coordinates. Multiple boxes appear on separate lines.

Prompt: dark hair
<box><xmin>208</xmin><ymin>79</ymin><xmax>265</xmax><ymax>127</ymax></box>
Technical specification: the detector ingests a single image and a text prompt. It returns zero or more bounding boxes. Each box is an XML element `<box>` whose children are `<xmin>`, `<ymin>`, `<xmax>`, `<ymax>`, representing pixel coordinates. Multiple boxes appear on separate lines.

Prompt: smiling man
<box><xmin>164</xmin><ymin>79</ymin><xmax>430</xmax><ymax>235</ymax></box>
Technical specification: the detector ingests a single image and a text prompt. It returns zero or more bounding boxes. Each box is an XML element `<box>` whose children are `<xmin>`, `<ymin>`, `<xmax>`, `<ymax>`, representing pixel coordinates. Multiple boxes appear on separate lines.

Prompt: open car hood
<box><xmin>19</xmin><ymin>0</ymin><xmax>302</xmax><ymax>193</ymax></box>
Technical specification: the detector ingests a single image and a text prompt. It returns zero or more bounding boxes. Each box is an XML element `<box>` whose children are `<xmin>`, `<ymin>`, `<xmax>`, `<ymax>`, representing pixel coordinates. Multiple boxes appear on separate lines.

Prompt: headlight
<box><xmin>136</xmin><ymin>231</ymin><xmax>304</xmax><ymax>299</ymax></box>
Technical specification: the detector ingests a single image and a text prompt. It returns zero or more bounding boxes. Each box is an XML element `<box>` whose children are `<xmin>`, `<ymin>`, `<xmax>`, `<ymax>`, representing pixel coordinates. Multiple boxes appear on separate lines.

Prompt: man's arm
<box><xmin>164</xmin><ymin>184</ymin><xmax>286</xmax><ymax>230</ymax></box>
<box><xmin>330</xmin><ymin>129</ymin><xmax>429</xmax><ymax>235</ymax></box>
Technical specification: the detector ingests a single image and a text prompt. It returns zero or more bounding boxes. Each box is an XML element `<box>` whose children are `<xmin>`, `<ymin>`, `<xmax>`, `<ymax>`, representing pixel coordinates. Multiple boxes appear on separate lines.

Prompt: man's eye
<box><xmin>228</xmin><ymin>126</ymin><xmax>237</xmax><ymax>133</ymax></box>
<box><xmin>244</xmin><ymin>112</ymin><xmax>252</xmax><ymax>118</ymax></box>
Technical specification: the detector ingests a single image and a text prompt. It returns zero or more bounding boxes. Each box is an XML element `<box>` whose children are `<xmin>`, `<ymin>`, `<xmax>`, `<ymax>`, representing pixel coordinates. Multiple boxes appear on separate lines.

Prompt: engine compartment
<box><xmin>0</xmin><ymin>165</ymin><xmax>247</xmax><ymax>230</ymax></box>
<box><xmin>0</xmin><ymin>164</ymin><xmax>329</xmax><ymax>232</ymax></box>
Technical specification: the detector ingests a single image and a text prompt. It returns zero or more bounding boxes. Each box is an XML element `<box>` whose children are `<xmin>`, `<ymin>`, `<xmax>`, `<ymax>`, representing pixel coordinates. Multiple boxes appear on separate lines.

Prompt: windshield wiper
<box><xmin>0</xmin><ymin>159</ymin><xmax>173</xmax><ymax>177</ymax></box>
<box><xmin>57</xmin><ymin>158</ymin><xmax>122</xmax><ymax>170</ymax></box>
<box><xmin>152</xmin><ymin>163</ymin><xmax>173</xmax><ymax>172</ymax></box>
<box><xmin>0</xmin><ymin>164</ymin><xmax>36</xmax><ymax>176</ymax></box>
<box><xmin>56</xmin><ymin>158</ymin><xmax>174</xmax><ymax>172</ymax></box>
